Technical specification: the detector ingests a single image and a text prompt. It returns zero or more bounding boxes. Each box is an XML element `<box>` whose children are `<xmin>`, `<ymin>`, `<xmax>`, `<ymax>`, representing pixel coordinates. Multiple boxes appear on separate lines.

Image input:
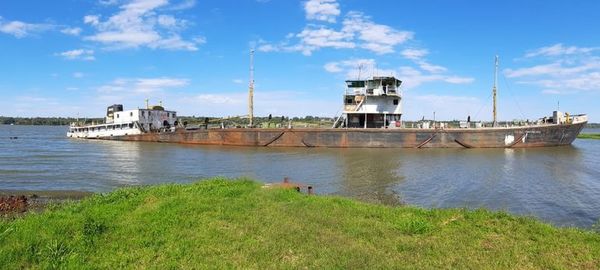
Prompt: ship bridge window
<box><xmin>346</xmin><ymin>98</ymin><xmax>353</xmax><ymax>104</ymax></box>
<box><xmin>130</xmin><ymin>112</ymin><xmax>133</xmax><ymax>117</ymax></box>
<box><xmin>393</xmin><ymin>99</ymin><xmax>399</xmax><ymax>105</ymax></box>
<box><xmin>367</xmin><ymin>81</ymin><xmax>377</xmax><ymax>89</ymax></box>
<box><xmin>346</xmin><ymin>81</ymin><xmax>365</xmax><ymax>88</ymax></box>
<box><xmin>116</xmin><ymin>114</ymin><xmax>119</xmax><ymax>118</ymax></box>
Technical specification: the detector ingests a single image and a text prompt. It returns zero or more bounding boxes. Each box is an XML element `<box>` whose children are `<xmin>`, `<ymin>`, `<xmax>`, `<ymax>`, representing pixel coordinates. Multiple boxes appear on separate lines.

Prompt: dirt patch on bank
<box><xmin>0</xmin><ymin>190</ymin><xmax>93</xmax><ymax>218</ymax></box>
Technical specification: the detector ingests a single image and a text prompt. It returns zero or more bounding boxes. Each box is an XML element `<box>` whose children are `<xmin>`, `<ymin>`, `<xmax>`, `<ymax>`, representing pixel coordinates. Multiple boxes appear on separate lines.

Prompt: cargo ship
<box><xmin>68</xmin><ymin>56</ymin><xmax>587</xmax><ymax>148</ymax></box>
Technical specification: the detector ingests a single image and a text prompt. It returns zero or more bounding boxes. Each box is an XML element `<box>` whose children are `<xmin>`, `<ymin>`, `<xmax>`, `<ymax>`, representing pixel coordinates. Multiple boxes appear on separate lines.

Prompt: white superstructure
<box><xmin>67</xmin><ymin>104</ymin><xmax>177</xmax><ymax>139</ymax></box>
<box><xmin>333</xmin><ymin>76</ymin><xmax>403</xmax><ymax>128</ymax></box>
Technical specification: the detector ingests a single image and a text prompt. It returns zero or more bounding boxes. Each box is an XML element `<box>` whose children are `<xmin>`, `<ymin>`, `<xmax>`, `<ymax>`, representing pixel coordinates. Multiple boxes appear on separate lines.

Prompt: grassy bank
<box><xmin>1</xmin><ymin>179</ymin><xmax>599</xmax><ymax>269</ymax></box>
<box><xmin>578</xmin><ymin>133</ymin><xmax>600</xmax><ymax>140</ymax></box>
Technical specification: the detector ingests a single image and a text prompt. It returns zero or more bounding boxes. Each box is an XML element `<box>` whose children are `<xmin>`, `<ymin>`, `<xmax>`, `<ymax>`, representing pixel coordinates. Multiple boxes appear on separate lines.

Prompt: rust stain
<box><xmin>416</xmin><ymin>133</ymin><xmax>436</xmax><ymax>148</ymax></box>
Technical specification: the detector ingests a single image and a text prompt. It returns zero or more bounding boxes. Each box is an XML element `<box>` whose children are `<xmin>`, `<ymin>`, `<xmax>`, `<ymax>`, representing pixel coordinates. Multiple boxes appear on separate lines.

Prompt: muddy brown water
<box><xmin>1</xmin><ymin>125</ymin><xmax>600</xmax><ymax>228</ymax></box>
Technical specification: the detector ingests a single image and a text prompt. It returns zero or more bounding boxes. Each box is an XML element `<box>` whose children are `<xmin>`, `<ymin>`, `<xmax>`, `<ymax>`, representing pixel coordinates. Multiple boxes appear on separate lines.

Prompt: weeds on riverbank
<box><xmin>1</xmin><ymin>178</ymin><xmax>599</xmax><ymax>268</ymax></box>
<box><xmin>578</xmin><ymin>133</ymin><xmax>600</xmax><ymax>140</ymax></box>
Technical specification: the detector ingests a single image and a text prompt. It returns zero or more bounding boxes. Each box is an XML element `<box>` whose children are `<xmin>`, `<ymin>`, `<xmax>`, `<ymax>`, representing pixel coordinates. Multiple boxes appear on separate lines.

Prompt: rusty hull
<box><xmin>103</xmin><ymin>122</ymin><xmax>586</xmax><ymax>148</ymax></box>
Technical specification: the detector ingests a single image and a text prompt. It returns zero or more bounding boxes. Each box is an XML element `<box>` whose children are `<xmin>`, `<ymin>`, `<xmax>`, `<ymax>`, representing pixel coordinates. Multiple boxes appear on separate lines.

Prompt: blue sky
<box><xmin>1</xmin><ymin>0</ymin><xmax>599</xmax><ymax>121</ymax></box>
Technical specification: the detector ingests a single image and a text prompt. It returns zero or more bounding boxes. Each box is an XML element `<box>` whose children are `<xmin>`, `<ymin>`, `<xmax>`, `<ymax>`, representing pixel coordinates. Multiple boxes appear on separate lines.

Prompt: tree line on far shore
<box><xmin>0</xmin><ymin>117</ymin><xmax>103</xmax><ymax>126</ymax></box>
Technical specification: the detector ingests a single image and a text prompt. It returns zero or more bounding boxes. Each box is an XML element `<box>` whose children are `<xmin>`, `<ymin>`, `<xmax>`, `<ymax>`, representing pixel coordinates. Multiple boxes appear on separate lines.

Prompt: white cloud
<box><xmin>257</xmin><ymin>26</ymin><xmax>355</xmax><ymax>56</ymax></box>
<box><xmin>401</xmin><ymin>48</ymin><xmax>447</xmax><ymax>73</ymax></box>
<box><xmin>259</xmin><ymin>10</ymin><xmax>413</xmax><ymax>55</ymax></box>
<box><xmin>257</xmin><ymin>43</ymin><xmax>280</xmax><ymax>53</ymax></box>
<box><xmin>342</xmin><ymin>12</ymin><xmax>413</xmax><ymax>54</ymax></box>
<box><xmin>97</xmin><ymin>77</ymin><xmax>190</xmax><ymax>94</ymax></box>
<box><xmin>168</xmin><ymin>0</ymin><xmax>196</xmax><ymax>10</ymax></box>
<box><xmin>541</xmin><ymin>89</ymin><xmax>563</xmax><ymax>95</ymax></box>
<box><xmin>525</xmin><ymin>43</ymin><xmax>598</xmax><ymax>58</ymax></box>
<box><xmin>294</xmin><ymin>26</ymin><xmax>355</xmax><ymax>55</ymax></box>
<box><xmin>135</xmin><ymin>78</ymin><xmax>190</xmax><ymax>93</ymax></box>
<box><xmin>323</xmin><ymin>58</ymin><xmax>375</xmax><ymax>79</ymax></box>
<box><xmin>504</xmin><ymin>63</ymin><xmax>561</xmax><ymax>78</ymax></box>
<box><xmin>61</xmin><ymin>27</ymin><xmax>82</xmax><ymax>36</ymax></box>
<box><xmin>56</xmin><ymin>49</ymin><xmax>95</xmax><ymax>61</ymax></box>
<box><xmin>304</xmin><ymin>0</ymin><xmax>340</xmax><ymax>23</ymax></box>
<box><xmin>404</xmin><ymin>94</ymin><xmax>482</xmax><ymax>121</ymax></box>
<box><xmin>506</xmin><ymin>44</ymin><xmax>600</xmax><ymax>94</ymax></box>
<box><xmin>157</xmin><ymin>15</ymin><xmax>178</xmax><ymax>28</ymax></box>
<box><xmin>417</xmin><ymin>62</ymin><xmax>447</xmax><ymax>73</ymax></box>
<box><xmin>99</xmin><ymin>0</ymin><xmax>120</xmax><ymax>5</ymax></box>
<box><xmin>83</xmin><ymin>0</ymin><xmax>202</xmax><ymax>51</ymax></box>
<box><xmin>73</xmin><ymin>72</ymin><xmax>85</xmax><ymax>78</ymax></box>
<box><xmin>192</xmin><ymin>36</ymin><xmax>206</xmax><ymax>44</ymax></box>
<box><xmin>505</xmin><ymin>61</ymin><xmax>600</xmax><ymax>78</ymax></box>
<box><xmin>324</xmin><ymin>59</ymin><xmax>472</xmax><ymax>88</ymax></box>
<box><xmin>324</xmin><ymin>62</ymin><xmax>342</xmax><ymax>73</ymax></box>
<box><xmin>195</xmin><ymin>94</ymin><xmax>244</xmax><ymax>105</ymax></box>
<box><xmin>0</xmin><ymin>18</ymin><xmax>52</xmax><ymax>38</ymax></box>
<box><xmin>412</xmin><ymin>94</ymin><xmax>478</xmax><ymax>104</ymax></box>
<box><xmin>177</xmin><ymin>91</ymin><xmax>338</xmax><ymax>117</ymax></box>
<box><xmin>150</xmin><ymin>35</ymin><xmax>199</xmax><ymax>51</ymax></box>
<box><xmin>401</xmin><ymin>48</ymin><xmax>428</xmax><ymax>60</ymax></box>
<box><xmin>233</xmin><ymin>79</ymin><xmax>244</xmax><ymax>84</ymax></box>
<box><xmin>84</xmin><ymin>15</ymin><xmax>100</xmax><ymax>26</ymax></box>
<box><xmin>444</xmin><ymin>76</ymin><xmax>474</xmax><ymax>84</ymax></box>
<box><xmin>397</xmin><ymin>66</ymin><xmax>472</xmax><ymax>89</ymax></box>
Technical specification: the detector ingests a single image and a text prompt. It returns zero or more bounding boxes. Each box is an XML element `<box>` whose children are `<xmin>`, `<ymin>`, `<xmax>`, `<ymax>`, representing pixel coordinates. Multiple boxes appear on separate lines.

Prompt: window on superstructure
<box><xmin>347</xmin><ymin>81</ymin><xmax>365</xmax><ymax>88</ymax></box>
<box><xmin>116</xmin><ymin>114</ymin><xmax>119</xmax><ymax>118</ymax></box>
<box><xmin>346</xmin><ymin>98</ymin><xmax>353</xmax><ymax>104</ymax></box>
<box><xmin>130</xmin><ymin>112</ymin><xmax>133</xmax><ymax>117</ymax></box>
<box><xmin>393</xmin><ymin>99</ymin><xmax>399</xmax><ymax>105</ymax></box>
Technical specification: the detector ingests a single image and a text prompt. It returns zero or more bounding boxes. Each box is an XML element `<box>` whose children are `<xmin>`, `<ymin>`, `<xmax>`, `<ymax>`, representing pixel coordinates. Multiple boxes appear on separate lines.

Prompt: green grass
<box><xmin>578</xmin><ymin>133</ymin><xmax>600</xmax><ymax>140</ymax></box>
<box><xmin>1</xmin><ymin>178</ymin><xmax>599</xmax><ymax>269</ymax></box>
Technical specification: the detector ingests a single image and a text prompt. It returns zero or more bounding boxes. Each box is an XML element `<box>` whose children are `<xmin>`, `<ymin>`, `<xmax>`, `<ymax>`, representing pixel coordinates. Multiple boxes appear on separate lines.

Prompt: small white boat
<box><xmin>67</xmin><ymin>103</ymin><xmax>178</xmax><ymax>139</ymax></box>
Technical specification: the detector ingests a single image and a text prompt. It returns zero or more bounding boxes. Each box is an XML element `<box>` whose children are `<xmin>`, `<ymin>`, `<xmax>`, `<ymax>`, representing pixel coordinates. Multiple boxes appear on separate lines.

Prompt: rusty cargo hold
<box><xmin>105</xmin><ymin>121</ymin><xmax>586</xmax><ymax>148</ymax></box>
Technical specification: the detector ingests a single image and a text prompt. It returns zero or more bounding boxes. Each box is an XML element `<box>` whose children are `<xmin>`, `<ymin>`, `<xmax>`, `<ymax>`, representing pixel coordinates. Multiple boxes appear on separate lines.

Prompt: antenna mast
<box><xmin>492</xmin><ymin>55</ymin><xmax>498</xmax><ymax>127</ymax></box>
<box><xmin>357</xmin><ymin>64</ymin><xmax>363</xmax><ymax>80</ymax></box>
<box><xmin>248</xmin><ymin>49</ymin><xmax>255</xmax><ymax>127</ymax></box>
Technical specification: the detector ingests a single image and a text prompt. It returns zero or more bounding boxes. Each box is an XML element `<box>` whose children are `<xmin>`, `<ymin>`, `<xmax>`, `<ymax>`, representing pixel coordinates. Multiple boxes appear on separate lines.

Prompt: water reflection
<box><xmin>100</xmin><ymin>140</ymin><xmax>145</xmax><ymax>185</ymax></box>
<box><xmin>334</xmin><ymin>149</ymin><xmax>405</xmax><ymax>205</ymax></box>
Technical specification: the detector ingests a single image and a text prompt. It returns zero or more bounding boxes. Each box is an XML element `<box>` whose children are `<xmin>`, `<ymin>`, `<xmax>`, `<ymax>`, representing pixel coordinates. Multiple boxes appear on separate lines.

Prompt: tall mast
<box><xmin>248</xmin><ymin>49</ymin><xmax>255</xmax><ymax>127</ymax></box>
<box><xmin>492</xmin><ymin>55</ymin><xmax>498</xmax><ymax>127</ymax></box>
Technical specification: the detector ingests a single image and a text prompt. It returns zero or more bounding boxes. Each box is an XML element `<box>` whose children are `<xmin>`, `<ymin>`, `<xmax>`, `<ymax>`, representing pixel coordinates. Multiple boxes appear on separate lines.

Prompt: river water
<box><xmin>1</xmin><ymin>125</ymin><xmax>599</xmax><ymax>228</ymax></box>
